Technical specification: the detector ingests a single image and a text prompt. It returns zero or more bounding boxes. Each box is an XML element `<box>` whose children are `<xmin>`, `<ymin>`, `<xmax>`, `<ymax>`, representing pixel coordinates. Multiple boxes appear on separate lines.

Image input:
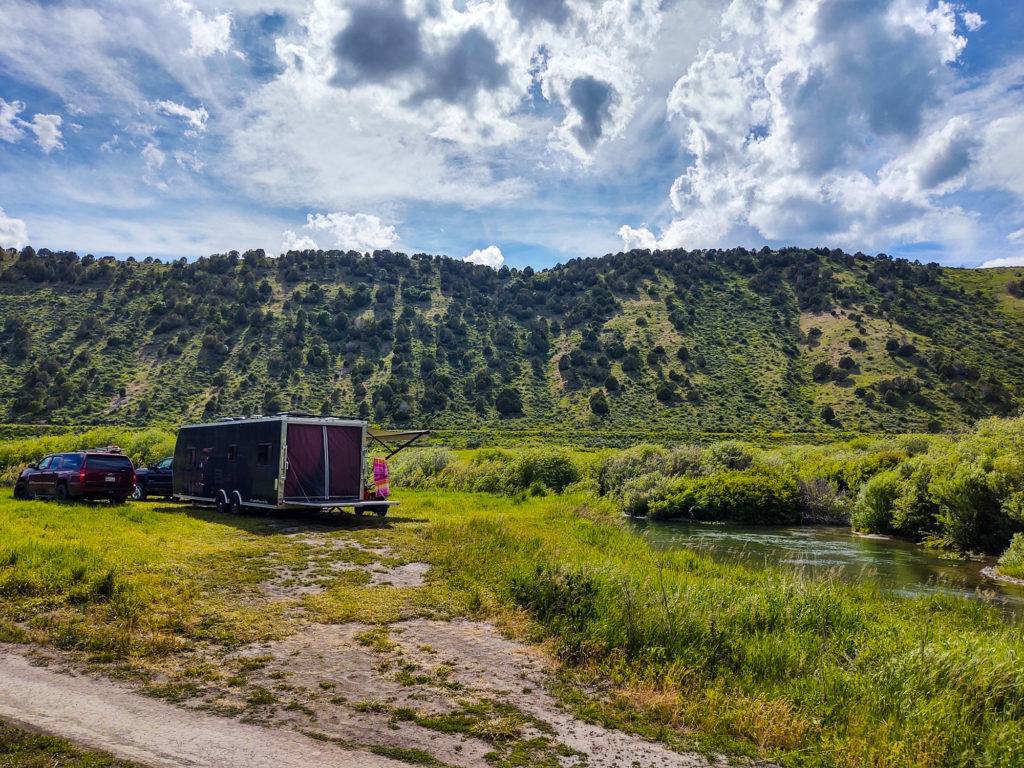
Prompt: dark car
<box><xmin>132</xmin><ymin>456</ymin><xmax>173</xmax><ymax>500</ymax></box>
<box><xmin>13</xmin><ymin>449</ymin><xmax>136</xmax><ymax>504</ymax></box>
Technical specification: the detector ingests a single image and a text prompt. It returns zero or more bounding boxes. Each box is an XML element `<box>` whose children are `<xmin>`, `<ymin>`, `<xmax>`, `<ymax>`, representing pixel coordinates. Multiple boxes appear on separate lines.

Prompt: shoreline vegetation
<box><xmin>1</xmin><ymin>418</ymin><xmax>1024</xmax><ymax>764</ymax></box>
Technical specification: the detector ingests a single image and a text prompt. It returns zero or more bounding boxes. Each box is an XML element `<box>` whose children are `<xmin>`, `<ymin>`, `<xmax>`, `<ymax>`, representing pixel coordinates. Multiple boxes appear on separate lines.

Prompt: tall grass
<box><xmin>417</xmin><ymin>491</ymin><xmax>1024</xmax><ymax>767</ymax></box>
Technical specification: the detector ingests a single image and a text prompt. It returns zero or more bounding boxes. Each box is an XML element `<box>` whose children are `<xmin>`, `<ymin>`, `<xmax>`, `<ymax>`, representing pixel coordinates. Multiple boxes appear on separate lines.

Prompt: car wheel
<box><xmin>13</xmin><ymin>481</ymin><xmax>29</xmax><ymax>500</ymax></box>
<box><xmin>229</xmin><ymin>495</ymin><xmax>242</xmax><ymax>516</ymax></box>
<box><xmin>216</xmin><ymin>494</ymin><xmax>229</xmax><ymax>515</ymax></box>
<box><xmin>132</xmin><ymin>482</ymin><xmax>147</xmax><ymax>501</ymax></box>
<box><xmin>56</xmin><ymin>483</ymin><xmax>71</xmax><ymax>503</ymax></box>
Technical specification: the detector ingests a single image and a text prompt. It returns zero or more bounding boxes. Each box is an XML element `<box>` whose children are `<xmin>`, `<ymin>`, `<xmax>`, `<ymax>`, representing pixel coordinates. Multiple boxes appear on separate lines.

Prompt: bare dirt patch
<box><xmin>215</xmin><ymin>620</ymin><xmax>713</xmax><ymax>767</ymax></box>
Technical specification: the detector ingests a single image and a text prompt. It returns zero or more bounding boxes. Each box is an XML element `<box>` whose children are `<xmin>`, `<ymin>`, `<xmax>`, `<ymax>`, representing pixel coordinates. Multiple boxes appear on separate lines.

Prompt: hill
<box><xmin>1</xmin><ymin>245</ymin><xmax>1023</xmax><ymax>435</ymax></box>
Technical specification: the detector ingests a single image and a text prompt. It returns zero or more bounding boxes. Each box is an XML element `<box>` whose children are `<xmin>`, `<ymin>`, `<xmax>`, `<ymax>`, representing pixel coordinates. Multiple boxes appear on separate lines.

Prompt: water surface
<box><xmin>628</xmin><ymin>518</ymin><xmax>1024</xmax><ymax>616</ymax></box>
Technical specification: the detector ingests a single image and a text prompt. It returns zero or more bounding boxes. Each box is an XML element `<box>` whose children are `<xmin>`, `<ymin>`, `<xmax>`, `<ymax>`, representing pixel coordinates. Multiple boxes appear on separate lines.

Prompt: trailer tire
<box><xmin>215</xmin><ymin>492</ymin><xmax>229</xmax><ymax>515</ymax></box>
<box><xmin>229</xmin><ymin>493</ymin><xmax>243</xmax><ymax>516</ymax></box>
<box><xmin>354</xmin><ymin>507</ymin><xmax>365</xmax><ymax>516</ymax></box>
<box><xmin>373</xmin><ymin>505</ymin><xmax>387</xmax><ymax>518</ymax></box>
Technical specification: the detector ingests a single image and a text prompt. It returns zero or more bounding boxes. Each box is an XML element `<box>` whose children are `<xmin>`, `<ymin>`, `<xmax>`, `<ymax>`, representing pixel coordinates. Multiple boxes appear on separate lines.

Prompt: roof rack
<box><xmin>86</xmin><ymin>445</ymin><xmax>124</xmax><ymax>454</ymax></box>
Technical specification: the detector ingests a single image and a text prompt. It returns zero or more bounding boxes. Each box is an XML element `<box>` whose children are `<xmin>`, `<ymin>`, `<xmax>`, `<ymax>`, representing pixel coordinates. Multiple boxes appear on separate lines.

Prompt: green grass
<box><xmin>2</xmin><ymin>484</ymin><xmax>1023</xmax><ymax>766</ymax></box>
<box><xmin>0</xmin><ymin>719</ymin><xmax>143</xmax><ymax>767</ymax></box>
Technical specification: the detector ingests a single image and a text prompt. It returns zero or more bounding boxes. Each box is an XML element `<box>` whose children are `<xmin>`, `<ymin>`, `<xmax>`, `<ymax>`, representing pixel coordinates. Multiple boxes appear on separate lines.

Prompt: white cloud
<box><xmin>173</xmin><ymin>149</ymin><xmax>204</xmax><ymax>172</ymax></box>
<box><xmin>0</xmin><ymin>98</ymin><xmax>63</xmax><ymax>152</ymax></box>
<box><xmin>153</xmin><ymin>99</ymin><xmax>209</xmax><ymax>136</ymax></box>
<box><xmin>980</xmin><ymin>256</ymin><xmax>1024</xmax><ymax>268</ymax></box>
<box><xmin>621</xmin><ymin>0</ymin><xmax>986</xmax><ymax>254</ymax></box>
<box><xmin>304</xmin><ymin>212</ymin><xmax>399</xmax><ymax>252</ymax></box>
<box><xmin>0</xmin><ymin>206</ymin><xmax>29</xmax><ymax>249</ymax></box>
<box><xmin>172</xmin><ymin>0</ymin><xmax>233</xmax><ymax>58</ymax></box>
<box><xmin>0</xmin><ymin>98</ymin><xmax>26</xmax><ymax>143</ymax></box>
<box><xmin>282</xmin><ymin>229</ymin><xmax>319</xmax><ymax>252</ymax></box>
<box><xmin>28</xmin><ymin>113</ymin><xmax>63</xmax><ymax>153</ymax></box>
<box><xmin>962</xmin><ymin>12</ymin><xmax>985</xmax><ymax>32</ymax></box>
<box><xmin>464</xmin><ymin>245</ymin><xmax>504</xmax><ymax>268</ymax></box>
<box><xmin>141</xmin><ymin>142</ymin><xmax>165</xmax><ymax>170</ymax></box>
<box><xmin>1008</xmin><ymin>228</ymin><xmax>1024</xmax><ymax>244</ymax></box>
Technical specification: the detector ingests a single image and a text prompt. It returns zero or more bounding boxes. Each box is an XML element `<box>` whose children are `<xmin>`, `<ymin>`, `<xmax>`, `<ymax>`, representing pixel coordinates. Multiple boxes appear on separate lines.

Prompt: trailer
<box><xmin>172</xmin><ymin>414</ymin><xmax>426</xmax><ymax>516</ymax></box>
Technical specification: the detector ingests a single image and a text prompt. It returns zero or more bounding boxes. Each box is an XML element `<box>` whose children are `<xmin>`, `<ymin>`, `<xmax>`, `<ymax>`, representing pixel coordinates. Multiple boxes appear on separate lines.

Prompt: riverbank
<box><xmin>2</xmin><ymin>488</ymin><xmax>1022</xmax><ymax>766</ymax></box>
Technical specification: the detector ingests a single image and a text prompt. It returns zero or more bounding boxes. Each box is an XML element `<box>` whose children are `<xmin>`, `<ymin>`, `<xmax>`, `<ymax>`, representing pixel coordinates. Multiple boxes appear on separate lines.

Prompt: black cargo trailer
<box><xmin>172</xmin><ymin>415</ymin><xmax>425</xmax><ymax>515</ymax></box>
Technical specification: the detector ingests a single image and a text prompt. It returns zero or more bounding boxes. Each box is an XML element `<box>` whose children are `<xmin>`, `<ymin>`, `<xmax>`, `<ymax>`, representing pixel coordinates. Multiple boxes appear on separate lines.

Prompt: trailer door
<box><xmin>284</xmin><ymin>423</ymin><xmax>326</xmax><ymax>500</ymax></box>
<box><xmin>326</xmin><ymin>425</ymin><xmax>362</xmax><ymax>499</ymax></box>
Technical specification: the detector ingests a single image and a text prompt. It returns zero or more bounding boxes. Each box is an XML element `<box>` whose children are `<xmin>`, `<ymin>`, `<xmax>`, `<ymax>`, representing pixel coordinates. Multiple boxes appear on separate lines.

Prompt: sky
<box><xmin>1</xmin><ymin>0</ymin><xmax>1023</xmax><ymax>271</ymax></box>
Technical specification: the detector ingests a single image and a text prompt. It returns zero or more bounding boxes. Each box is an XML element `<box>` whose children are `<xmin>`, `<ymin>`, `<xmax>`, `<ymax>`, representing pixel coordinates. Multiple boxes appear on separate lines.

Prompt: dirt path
<box><xmin>0</xmin><ymin>651</ymin><xmax>407</xmax><ymax>768</ymax></box>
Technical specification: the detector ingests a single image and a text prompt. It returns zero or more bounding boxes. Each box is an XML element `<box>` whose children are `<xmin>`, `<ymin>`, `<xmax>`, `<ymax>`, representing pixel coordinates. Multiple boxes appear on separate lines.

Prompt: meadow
<box><xmin>1</xmin><ymin>473</ymin><xmax>1023</xmax><ymax>766</ymax></box>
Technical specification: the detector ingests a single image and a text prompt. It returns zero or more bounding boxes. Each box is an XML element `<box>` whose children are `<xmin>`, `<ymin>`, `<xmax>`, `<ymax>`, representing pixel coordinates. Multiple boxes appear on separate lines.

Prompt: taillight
<box><xmin>78</xmin><ymin>468</ymin><xmax>85</xmax><ymax>485</ymax></box>
<box><xmin>132</xmin><ymin>471</ymin><xmax>137</xmax><ymax>485</ymax></box>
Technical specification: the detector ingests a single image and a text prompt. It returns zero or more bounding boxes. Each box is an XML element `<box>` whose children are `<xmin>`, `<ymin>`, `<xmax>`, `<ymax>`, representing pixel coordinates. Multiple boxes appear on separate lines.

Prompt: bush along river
<box><xmin>628</xmin><ymin>518</ymin><xmax>1024</xmax><ymax>616</ymax></box>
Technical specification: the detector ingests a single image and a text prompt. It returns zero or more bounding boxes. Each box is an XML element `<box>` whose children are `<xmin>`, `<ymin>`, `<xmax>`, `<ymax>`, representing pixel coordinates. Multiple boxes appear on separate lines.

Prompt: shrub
<box><xmin>504</xmin><ymin>450</ymin><xmax>580</xmax><ymax>494</ymax></box>
<box><xmin>647</xmin><ymin>469</ymin><xmax>799</xmax><ymax>524</ymax></box>
<box><xmin>851</xmin><ymin>470</ymin><xmax>901</xmax><ymax>534</ymax></box>
<box><xmin>998</xmin><ymin>533</ymin><xmax>1024</xmax><ymax>579</ymax></box>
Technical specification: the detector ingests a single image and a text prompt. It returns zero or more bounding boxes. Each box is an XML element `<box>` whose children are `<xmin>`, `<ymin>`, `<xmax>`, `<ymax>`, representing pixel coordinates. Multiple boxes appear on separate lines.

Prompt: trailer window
<box><xmin>186</xmin><ymin>447</ymin><xmax>196</xmax><ymax>467</ymax></box>
<box><xmin>257</xmin><ymin>443</ymin><xmax>272</xmax><ymax>466</ymax></box>
<box><xmin>227</xmin><ymin>445</ymin><xmax>238</xmax><ymax>462</ymax></box>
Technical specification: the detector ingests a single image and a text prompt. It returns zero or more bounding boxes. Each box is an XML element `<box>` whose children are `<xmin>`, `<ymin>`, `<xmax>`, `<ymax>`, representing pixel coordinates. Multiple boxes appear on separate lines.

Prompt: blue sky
<box><xmin>1</xmin><ymin>0</ymin><xmax>1022</xmax><ymax>270</ymax></box>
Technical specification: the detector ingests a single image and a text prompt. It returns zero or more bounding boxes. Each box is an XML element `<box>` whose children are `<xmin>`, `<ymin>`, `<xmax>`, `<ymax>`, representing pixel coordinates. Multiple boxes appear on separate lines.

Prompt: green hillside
<box><xmin>1</xmin><ymin>245</ymin><xmax>1022</xmax><ymax>434</ymax></box>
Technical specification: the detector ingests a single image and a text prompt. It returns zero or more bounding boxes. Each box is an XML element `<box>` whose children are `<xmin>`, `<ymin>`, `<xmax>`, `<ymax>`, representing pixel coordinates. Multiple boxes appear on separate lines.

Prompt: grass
<box><xmin>0</xmin><ymin>719</ymin><xmax>143</xmax><ymax>767</ymax></box>
<box><xmin>1</xmin><ymin>485</ymin><xmax>1023</xmax><ymax>766</ymax></box>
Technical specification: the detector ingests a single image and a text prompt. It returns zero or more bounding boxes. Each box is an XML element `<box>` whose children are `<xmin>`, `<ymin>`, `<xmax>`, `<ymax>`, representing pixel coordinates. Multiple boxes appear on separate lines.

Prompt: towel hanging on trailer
<box><xmin>372</xmin><ymin>458</ymin><xmax>390</xmax><ymax>499</ymax></box>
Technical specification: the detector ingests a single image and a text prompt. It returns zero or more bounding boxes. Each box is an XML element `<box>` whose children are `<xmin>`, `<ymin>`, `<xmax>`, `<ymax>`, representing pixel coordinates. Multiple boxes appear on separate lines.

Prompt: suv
<box><xmin>14</xmin><ymin>449</ymin><xmax>136</xmax><ymax>504</ymax></box>
<box><xmin>132</xmin><ymin>456</ymin><xmax>173</xmax><ymax>500</ymax></box>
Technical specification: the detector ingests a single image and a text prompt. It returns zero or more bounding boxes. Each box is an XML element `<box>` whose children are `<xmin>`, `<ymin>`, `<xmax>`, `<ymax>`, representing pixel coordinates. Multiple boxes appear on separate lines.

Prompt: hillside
<box><xmin>1</xmin><ymin>246</ymin><xmax>1023</xmax><ymax>434</ymax></box>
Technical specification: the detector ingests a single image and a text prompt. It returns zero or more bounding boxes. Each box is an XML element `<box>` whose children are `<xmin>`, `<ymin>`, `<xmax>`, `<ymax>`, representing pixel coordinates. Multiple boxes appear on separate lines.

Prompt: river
<box><xmin>628</xmin><ymin>518</ymin><xmax>1024</xmax><ymax>616</ymax></box>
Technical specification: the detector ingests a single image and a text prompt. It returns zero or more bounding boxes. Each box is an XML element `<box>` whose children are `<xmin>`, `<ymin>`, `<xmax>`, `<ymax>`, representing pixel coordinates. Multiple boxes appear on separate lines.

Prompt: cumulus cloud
<box><xmin>331</xmin><ymin>1</ymin><xmax>422</xmax><ymax>86</ymax></box>
<box><xmin>962</xmin><ymin>11</ymin><xmax>985</xmax><ymax>32</ymax></box>
<box><xmin>173</xmin><ymin>0</ymin><xmax>233</xmax><ymax>57</ymax></box>
<box><xmin>282</xmin><ymin>229</ymin><xmax>319</xmax><ymax>252</ymax></box>
<box><xmin>414</xmin><ymin>27</ymin><xmax>508</xmax><ymax>107</ymax></box>
<box><xmin>0</xmin><ymin>99</ymin><xmax>26</xmax><ymax>143</ymax></box>
<box><xmin>0</xmin><ymin>98</ymin><xmax>63</xmax><ymax>152</ymax></box>
<box><xmin>304</xmin><ymin>212</ymin><xmax>399</xmax><ymax>251</ymax></box>
<box><xmin>980</xmin><ymin>256</ymin><xmax>1024</xmax><ymax>268</ymax></box>
<box><xmin>28</xmin><ymin>114</ymin><xmax>63</xmax><ymax>153</ymax></box>
<box><xmin>153</xmin><ymin>99</ymin><xmax>209</xmax><ymax>136</ymax></box>
<box><xmin>568</xmin><ymin>76</ymin><xmax>619</xmax><ymax>150</ymax></box>
<box><xmin>621</xmin><ymin>0</ymin><xmax>983</xmax><ymax>252</ymax></box>
<box><xmin>0</xmin><ymin>206</ymin><xmax>29</xmax><ymax>249</ymax></box>
<box><xmin>464</xmin><ymin>245</ymin><xmax>504</xmax><ymax>268</ymax></box>
<box><xmin>508</xmin><ymin>0</ymin><xmax>571</xmax><ymax>28</ymax></box>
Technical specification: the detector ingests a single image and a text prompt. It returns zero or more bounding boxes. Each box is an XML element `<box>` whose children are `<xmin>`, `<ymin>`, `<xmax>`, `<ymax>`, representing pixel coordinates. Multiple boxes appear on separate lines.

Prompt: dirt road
<box><xmin>0</xmin><ymin>650</ymin><xmax>407</xmax><ymax>768</ymax></box>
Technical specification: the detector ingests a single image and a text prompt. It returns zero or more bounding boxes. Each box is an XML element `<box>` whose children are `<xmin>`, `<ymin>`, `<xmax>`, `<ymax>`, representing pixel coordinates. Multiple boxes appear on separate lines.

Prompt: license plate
<box><xmin>105</xmin><ymin>475</ymin><xmax>115</xmax><ymax>483</ymax></box>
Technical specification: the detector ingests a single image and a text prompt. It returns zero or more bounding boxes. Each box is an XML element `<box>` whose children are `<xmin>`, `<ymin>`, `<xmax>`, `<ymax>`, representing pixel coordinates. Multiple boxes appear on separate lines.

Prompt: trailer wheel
<box><xmin>373</xmin><ymin>505</ymin><xmax>387</xmax><ymax>518</ymax></box>
<box><xmin>215</xmin><ymin>492</ymin><xmax>229</xmax><ymax>515</ymax></box>
<box><xmin>229</xmin><ymin>494</ymin><xmax>243</xmax><ymax>516</ymax></box>
<box><xmin>354</xmin><ymin>507</ymin><xmax>366</xmax><ymax>516</ymax></box>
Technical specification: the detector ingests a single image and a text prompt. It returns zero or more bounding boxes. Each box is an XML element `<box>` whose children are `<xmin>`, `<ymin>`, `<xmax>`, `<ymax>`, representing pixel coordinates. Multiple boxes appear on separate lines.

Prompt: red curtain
<box><xmin>327</xmin><ymin>426</ymin><xmax>362</xmax><ymax>499</ymax></box>
<box><xmin>284</xmin><ymin>424</ymin><xmax>326</xmax><ymax>499</ymax></box>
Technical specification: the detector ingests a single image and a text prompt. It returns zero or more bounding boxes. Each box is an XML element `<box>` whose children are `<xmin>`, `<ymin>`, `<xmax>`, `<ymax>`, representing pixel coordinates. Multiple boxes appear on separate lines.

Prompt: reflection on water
<box><xmin>628</xmin><ymin>518</ymin><xmax>1024</xmax><ymax>616</ymax></box>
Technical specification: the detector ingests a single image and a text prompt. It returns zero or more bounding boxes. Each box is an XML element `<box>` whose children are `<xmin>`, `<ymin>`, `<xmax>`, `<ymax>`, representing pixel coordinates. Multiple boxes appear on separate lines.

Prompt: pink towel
<box><xmin>373</xmin><ymin>458</ymin><xmax>390</xmax><ymax>499</ymax></box>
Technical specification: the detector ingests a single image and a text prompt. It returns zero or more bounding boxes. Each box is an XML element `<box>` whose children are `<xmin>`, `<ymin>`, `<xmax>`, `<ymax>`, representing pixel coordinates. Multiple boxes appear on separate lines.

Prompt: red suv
<box><xmin>14</xmin><ymin>449</ymin><xmax>136</xmax><ymax>504</ymax></box>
